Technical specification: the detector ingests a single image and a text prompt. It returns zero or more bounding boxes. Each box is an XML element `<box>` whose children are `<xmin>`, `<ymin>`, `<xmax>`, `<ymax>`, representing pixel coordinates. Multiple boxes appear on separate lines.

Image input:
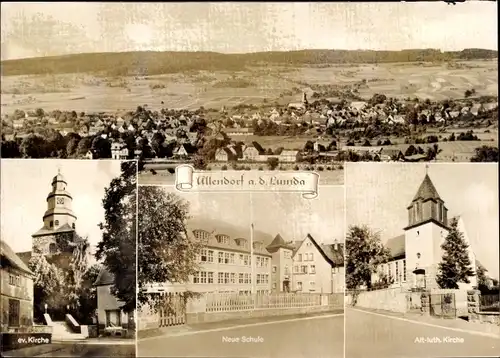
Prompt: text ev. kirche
<box><xmin>196</xmin><ymin>175</ymin><xmax>306</xmax><ymax>187</ymax></box>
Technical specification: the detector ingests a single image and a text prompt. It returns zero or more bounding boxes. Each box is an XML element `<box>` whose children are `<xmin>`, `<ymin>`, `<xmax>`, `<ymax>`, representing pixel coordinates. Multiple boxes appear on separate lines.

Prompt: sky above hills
<box><xmin>1</xmin><ymin>2</ymin><xmax>497</xmax><ymax>61</ymax></box>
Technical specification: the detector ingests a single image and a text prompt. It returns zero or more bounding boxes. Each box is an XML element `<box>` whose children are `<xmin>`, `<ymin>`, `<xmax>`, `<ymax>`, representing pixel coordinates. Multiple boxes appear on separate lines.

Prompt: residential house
<box><xmin>111</xmin><ymin>142</ymin><xmax>129</xmax><ymax>160</ymax></box>
<box><xmin>1</xmin><ymin>240</ymin><xmax>34</xmax><ymax>333</ymax></box>
<box><xmin>242</xmin><ymin>144</ymin><xmax>264</xmax><ymax>162</ymax></box>
<box><xmin>94</xmin><ymin>268</ymin><xmax>135</xmax><ymax>332</ymax></box>
<box><xmin>173</xmin><ymin>143</ymin><xmax>196</xmax><ymax>158</ymax></box>
<box><xmin>215</xmin><ymin>146</ymin><xmax>238</xmax><ymax>162</ymax></box>
<box><xmin>291</xmin><ymin>234</ymin><xmax>344</xmax><ymax>294</ymax></box>
<box><xmin>279</xmin><ymin>150</ymin><xmax>299</xmax><ymax>163</ymax></box>
<box><xmin>223</xmin><ymin>128</ymin><xmax>254</xmax><ymax>136</ymax></box>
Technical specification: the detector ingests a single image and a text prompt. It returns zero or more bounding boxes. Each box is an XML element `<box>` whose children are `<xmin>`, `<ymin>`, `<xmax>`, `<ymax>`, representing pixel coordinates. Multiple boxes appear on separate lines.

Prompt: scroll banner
<box><xmin>175</xmin><ymin>164</ymin><xmax>319</xmax><ymax>199</ymax></box>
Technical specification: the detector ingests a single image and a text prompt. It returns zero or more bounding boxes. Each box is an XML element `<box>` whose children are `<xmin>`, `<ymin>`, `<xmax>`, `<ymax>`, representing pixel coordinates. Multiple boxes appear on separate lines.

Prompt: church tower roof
<box><xmin>411</xmin><ymin>174</ymin><xmax>442</xmax><ymax>203</ymax></box>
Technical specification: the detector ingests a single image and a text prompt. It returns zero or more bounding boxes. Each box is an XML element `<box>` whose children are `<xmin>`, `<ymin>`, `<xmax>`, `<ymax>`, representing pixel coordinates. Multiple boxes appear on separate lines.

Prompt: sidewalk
<box><xmin>349</xmin><ymin>306</ymin><xmax>500</xmax><ymax>337</ymax></box>
<box><xmin>138</xmin><ymin>309</ymin><xmax>344</xmax><ymax>340</ymax></box>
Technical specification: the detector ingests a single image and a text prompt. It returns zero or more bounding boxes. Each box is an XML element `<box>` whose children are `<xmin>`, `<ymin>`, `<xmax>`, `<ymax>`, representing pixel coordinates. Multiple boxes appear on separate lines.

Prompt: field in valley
<box><xmin>1</xmin><ymin>60</ymin><xmax>497</xmax><ymax>114</ymax></box>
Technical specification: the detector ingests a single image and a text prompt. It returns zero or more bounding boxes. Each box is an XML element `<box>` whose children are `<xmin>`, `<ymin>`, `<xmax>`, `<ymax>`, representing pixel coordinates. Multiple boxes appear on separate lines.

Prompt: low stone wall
<box><xmin>347</xmin><ymin>288</ymin><xmax>408</xmax><ymax>313</ymax></box>
<box><xmin>470</xmin><ymin>312</ymin><xmax>500</xmax><ymax>326</ymax></box>
<box><xmin>186</xmin><ymin>305</ymin><xmax>339</xmax><ymax>325</ymax></box>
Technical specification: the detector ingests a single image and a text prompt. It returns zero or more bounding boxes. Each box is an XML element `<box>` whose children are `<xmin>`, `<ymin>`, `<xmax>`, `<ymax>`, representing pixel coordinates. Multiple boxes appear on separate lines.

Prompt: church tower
<box><xmin>404</xmin><ymin>171</ymin><xmax>450</xmax><ymax>290</ymax></box>
<box><xmin>32</xmin><ymin>170</ymin><xmax>77</xmax><ymax>256</ymax></box>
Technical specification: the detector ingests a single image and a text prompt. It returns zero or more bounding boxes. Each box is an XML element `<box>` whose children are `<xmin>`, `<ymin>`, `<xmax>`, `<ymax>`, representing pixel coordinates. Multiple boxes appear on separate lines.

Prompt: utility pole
<box><xmin>251</xmin><ymin>223</ymin><xmax>255</xmax><ymax>295</ymax></box>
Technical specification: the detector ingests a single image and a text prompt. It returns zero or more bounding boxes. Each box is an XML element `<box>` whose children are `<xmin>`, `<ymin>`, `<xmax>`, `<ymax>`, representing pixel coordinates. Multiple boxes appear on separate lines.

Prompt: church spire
<box><xmin>405</xmin><ymin>169</ymin><xmax>448</xmax><ymax>230</ymax></box>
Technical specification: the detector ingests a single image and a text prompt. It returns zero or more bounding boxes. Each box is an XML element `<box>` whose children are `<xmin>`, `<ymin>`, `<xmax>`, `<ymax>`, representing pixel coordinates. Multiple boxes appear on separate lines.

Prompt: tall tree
<box><xmin>436</xmin><ymin>218</ymin><xmax>475</xmax><ymax>289</ymax></box>
<box><xmin>95</xmin><ymin>161</ymin><xmax>137</xmax><ymax>312</ymax></box>
<box><xmin>137</xmin><ymin>186</ymin><xmax>206</xmax><ymax>308</ymax></box>
<box><xmin>346</xmin><ymin>225</ymin><xmax>391</xmax><ymax>290</ymax></box>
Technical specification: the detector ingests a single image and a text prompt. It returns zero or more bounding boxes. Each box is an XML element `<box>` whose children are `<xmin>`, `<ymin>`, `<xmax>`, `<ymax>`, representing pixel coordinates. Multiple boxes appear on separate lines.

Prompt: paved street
<box><xmin>138</xmin><ymin>313</ymin><xmax>343</xmax><ymax>358</ymax></box>
<box><xmin>346</xmin><ymin>308</ymin><xmax>500</xmax><ymax>358</ymax></box>
<box><xmin>3</xmin><ymin>342</ymin><xmax>135</xmax><ymax>357</ymax></box>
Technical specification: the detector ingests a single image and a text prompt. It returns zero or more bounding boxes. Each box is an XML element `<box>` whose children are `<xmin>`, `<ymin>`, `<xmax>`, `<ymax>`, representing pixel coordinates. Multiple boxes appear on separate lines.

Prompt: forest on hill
<box><xmin>1</xmin><ymin>48</ymin><xmax>497</xmax><ymax>76</ymax></box>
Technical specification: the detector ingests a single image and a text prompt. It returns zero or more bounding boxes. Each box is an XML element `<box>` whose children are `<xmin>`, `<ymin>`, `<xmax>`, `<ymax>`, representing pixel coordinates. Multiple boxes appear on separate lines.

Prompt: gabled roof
<box><xmin>94</xmin><ymin>266</ymin><xmax>114</xmax><ymax>286</ymax></box>
<box><xmin>0</xmin><ymin>240</ymin><xmax>33</xmax><ymax>275</ymax></box>
<box><xmin>266</xmin><ymin>234</ymin><xmax>295</xmax><ymax>253</ymax></box>
<box><xmin>320</xmin><ymin>243</ymin><xmax>344</xmax><ymax>267</ymax></box>
<box><xmin>412</xmin><ymin>174</ymin><xmax>442</xmax><ymax>202</ymax></box>
<box><xmin>293</xmin><ymin>234</ymin><xmax>339</xmax><ymax>268</ymax></box>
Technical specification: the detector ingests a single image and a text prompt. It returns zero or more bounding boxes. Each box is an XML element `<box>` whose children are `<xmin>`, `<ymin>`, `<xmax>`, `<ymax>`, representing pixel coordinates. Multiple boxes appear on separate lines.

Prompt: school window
<box><xmin>284</xmin><ymin>265</ymin><xmax>290</xmax><ymax>275</ymax></box>
<box><xmin>265</xmin><ymin>274</ymin><xmax>269</xmax><ymax>284</ymax></box>
<box><xmin>230</xmin><ymin>273</ymin><xmax>236</xmax><ymax>284</ymax></box>
<box><xmin>296</xmin><ymin>282</ymin><xmax>302</xmax><ymax>291</ymax></box>
<box><xmin>240</xmin><ymin>254</ymin><xmax>244</xmax><ymax>265</ymax></box>
<box><xmin>257</xmin><ymin>274</ymin><xmax>261</xmax><ymax>284</ymax></box>
<box><xmin>200</xmin><ymin>271</ymin><xmax>207</xmax><ymax>284</ymax></box>
<box><xmin>272</xmin><ymin>265</ymin><xmax>277</xmax><ymax>273</ymax></box>
<box><xmin>218</xmin><ymin>252</ymin><xmax>224</xmax><ymax>264</ymax></box>
<box><xmin>230</xmin><ymin>253</ymin><xmax>235</xmax><ymax>264</ymax></box>
<box><xmin>310</xmin><ymin>265</ymin><xmax>316</xmax><ymax>274</ymax></box>
<box><xmin>309</xmin><ymin>253</ymin><xmax>314</xmax><ymax>261</ymax></box>
<box><xmin>208</xmin><ymin>272</ymin><xmax>214</xmax><ymax>284</ymax></box>
<box><xmin>294</xmin><ymin>265</ymin><xmax>299</xmax><ymax>273</ymax></box>
<box><xmin>309</xmin><ymin>281</ymin><xmax>316</xmax><ymax>290</ymax></box>
<box><xmin>224</xmin><ymin>272</ymin><xmax>230</xmax><ymax>284</ymax></box>
<box><xmin>9</xmin><ymin>273</ymin><xmax>20</xmax><ymax>287</ymax></box>
<box><xmin>200</xmin><ymin>249</ymin><xmax>207</xmax><ymax>262</ymax></box>
<box><xmin>244</xmin><ymin>273</ymin><xmax>250</xmax><ymax>284</ymax></box>
<box><xmin>224</xmin><ymin>253</ymin><xmax>230</xmax><ymax>264</ymax></box>
<box><xmin>193</xmin><ymin>272</ymin><xmax>200</xmax><ymax>284</ymax></box>
<box><xmin>218</xmin><ymin>272</ymin><xmax>224</xmax><ymax>284</ymax></box>
<box><xmin>208</xmin><ymin>250</ymin><xmax>214</xmax><ymax>263</ymax></box>
<box><xmin>301</xmin><ymin>265</ymin><xmax>308</xmax><ymax>274</ymax></box>
<box><xmin>244</xmin><ymin>255</ymin><xmax>249</xmax><ymax>266</ymax></box>
<box><xmin>256</xmin><ymin>257</ymin><xmax>261</xmax><ymax>267</ymax></box>
<box><xmin>272</xmin><ymin>283</ymin><xmax>277</xmax><ymax>289</ymax></box>
<box><xmin>239</xmin><ymin>273</ymin><xmax>244</xmax><ymax>284</ymax></box>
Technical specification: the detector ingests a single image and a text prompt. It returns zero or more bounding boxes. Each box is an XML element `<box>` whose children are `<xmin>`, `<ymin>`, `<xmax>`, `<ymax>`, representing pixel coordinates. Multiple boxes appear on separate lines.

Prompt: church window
<box><xmin>416</xmin><ymin>231</ymin><xmax>419</xmax><ymax>236</ymax></box>
<box><xmin>54</xmin><ymin>220</ymin><xmax>59</xmax><ymax>227</ymax></box>
<box><xmin>49</xmin><ymin>243</ymin><xmax>57</xmax><ymax>254</ymax></box>
<box><xmin>72</xmin><ymin>223</ymin><xmax>75</xmax><ymax>229</ymax></box>
<box><xmin>50</xmin><ymin>221</ymin><xmax>53</xmax><ymax>228</ymax></box>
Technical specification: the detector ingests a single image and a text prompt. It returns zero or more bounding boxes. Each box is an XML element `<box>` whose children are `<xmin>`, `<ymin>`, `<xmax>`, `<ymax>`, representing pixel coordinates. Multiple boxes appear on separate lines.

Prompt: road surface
<box><xmin>138</xmin><ymin>313</ymin><xmax>343</xmax><ymax>358</ymax></box>
<box><xmin>346</xmin><ymin>308</ymin><xmax>500</xmax><ymax>358</ymax></box>
<box><xmin>3</xmin><ymin>342</ymin><xmax>135</xmax><ymax>357</ymax></box>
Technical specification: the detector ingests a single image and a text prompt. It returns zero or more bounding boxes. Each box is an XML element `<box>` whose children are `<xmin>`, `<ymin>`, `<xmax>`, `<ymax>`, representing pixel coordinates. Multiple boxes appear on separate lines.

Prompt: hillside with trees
<box><xmin>1</xmin><ymin>48</ymin><xmax>497</xmax><ymax>76</ymax></box>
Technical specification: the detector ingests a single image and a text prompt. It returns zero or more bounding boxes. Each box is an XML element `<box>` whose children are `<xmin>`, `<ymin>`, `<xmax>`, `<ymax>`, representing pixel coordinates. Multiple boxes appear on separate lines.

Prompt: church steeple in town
<box><xmin>405</xmin><ymin>167</ymin><xmax>448</xmax><ymax>230</ymax></box>
<box><xmin>42</xmin><ymin>171</ymin><xmax>77</xmax><ymax>232</ymax></box>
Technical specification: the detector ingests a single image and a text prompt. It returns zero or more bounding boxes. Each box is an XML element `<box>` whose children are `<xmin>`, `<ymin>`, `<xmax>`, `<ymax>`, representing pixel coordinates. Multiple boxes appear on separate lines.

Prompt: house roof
<box><xmin>320</xmin><ymin>243</ymin><xmax>344</xmax><ymax>267</ymax></box>
<box><xmin>1</xmin><ymin>240</ymin><xmax>33</xmax><ymax>275</ymax></box>
<box><xmin>94</xmin><ymin>266</ymin><xmax>114</xmax><ymax>286</ymax></box>
<box><xmin>294</xmin><ymin>234</ymin><xmax>341</xmax><ymax>268</ymax></box>
<box><xmin>412</xmin><ymin>174</ymin><xmax>442</xmax><ymax>203</ymax></box>
<box><xmin>266</xmin><ymin>234</ymin><xmax>295</xmax><ymax>253</ymax></box>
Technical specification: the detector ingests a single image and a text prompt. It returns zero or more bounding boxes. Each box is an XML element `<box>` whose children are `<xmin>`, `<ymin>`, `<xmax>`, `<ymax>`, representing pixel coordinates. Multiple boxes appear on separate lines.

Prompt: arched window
<box><xmin>72</xmin><ymin>223</ymin><xmax>75</xmax><ymax>229</ymax></box>
<box><xmin>49</xmin><ymin>243</ymin><xmax>57</xmax><ymax>254</ymax></box>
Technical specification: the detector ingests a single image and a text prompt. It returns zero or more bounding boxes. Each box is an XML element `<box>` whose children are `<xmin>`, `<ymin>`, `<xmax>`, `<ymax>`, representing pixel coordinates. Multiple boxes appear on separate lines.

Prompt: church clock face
<box><xmin>56</xmin><ymin>197</ymin><xmax>65</xmax><ymax>205</ymax></box>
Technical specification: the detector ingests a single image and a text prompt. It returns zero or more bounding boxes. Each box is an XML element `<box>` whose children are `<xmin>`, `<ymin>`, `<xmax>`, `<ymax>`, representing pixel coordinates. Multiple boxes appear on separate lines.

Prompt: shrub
<box><xmin>221</xmin><ymin>165</ymin><xmax>228</xmax><ymax>170</ymax></box>
<box><xmin>293</xmin><ymin>165</ymin><xmax>300</xmax><ymax>171</ymax></box>
<box><xmin>318</xmin><ymin>166</ymin><xmax>324</xmax><ymax>171</ymax></box>
<box><xmin>258</xmin><ymin>166</ymin><xmax>263</xmax><ymax>171</ymax></box>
